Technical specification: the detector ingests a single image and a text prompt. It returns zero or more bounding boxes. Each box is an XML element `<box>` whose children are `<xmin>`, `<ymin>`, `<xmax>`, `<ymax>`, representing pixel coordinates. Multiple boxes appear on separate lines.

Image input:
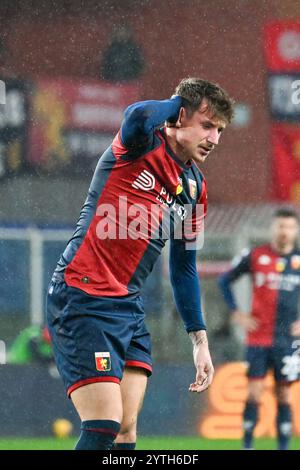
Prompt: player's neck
<box><xmin>164</xmin><ymin>128</ymin><xmax>190</xmax><ymax>165</ymax></box>
<box><xmin>271</xmin><ymin>241</ymin><xmax>295</xmax><ymax>255</ymax></box>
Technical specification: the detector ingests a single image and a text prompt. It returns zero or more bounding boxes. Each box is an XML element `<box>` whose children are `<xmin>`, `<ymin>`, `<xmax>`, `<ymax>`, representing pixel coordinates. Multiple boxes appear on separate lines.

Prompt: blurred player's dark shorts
<box><xmin>246</xmin><ymin>345</ymin><xmax>300</xmax><ymax>383</ymax></box>
<box><xmin>46</xmin><ymin>280</ymin><xmax>152</xmax><ymax>397</ymax></box>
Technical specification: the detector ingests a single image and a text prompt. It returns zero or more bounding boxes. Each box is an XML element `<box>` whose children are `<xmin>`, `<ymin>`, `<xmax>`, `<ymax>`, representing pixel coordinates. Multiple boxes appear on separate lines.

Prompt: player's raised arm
<box><xmin>120</xmin><ymin>95</ymin><xmax>183</xmax><ymax>148</ymax></box>
<box><xmin>169</xmin><ymin>237</ymin><xmax>214</xmax><ymax>393</ymax></box>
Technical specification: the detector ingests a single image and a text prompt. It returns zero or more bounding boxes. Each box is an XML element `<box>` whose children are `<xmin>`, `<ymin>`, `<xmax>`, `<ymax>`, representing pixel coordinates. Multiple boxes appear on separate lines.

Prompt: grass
<box><xmin>0</xmin><ymin>436</ymin><xmax>299</xmax><ymax>450</ymax></box>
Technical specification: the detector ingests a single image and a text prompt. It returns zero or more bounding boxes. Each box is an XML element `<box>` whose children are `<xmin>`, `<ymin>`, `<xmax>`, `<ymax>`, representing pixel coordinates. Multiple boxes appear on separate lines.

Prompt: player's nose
<box><xmin>207</xmin><ymin>128</ymin><xmax>220</xmax><ymax>146</ymax></box>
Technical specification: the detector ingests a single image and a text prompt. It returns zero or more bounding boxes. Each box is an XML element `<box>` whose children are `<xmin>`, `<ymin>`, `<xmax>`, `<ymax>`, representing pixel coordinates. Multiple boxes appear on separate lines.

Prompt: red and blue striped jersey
<box><xmin>219</xmin><ymin>244</ymin><xmax>300</xmax><ymax>346</ymax></box>
<box><xmin>52</xmin><ymin>96</ymin><xmax>207</xmax><ymax>334</ymax></box>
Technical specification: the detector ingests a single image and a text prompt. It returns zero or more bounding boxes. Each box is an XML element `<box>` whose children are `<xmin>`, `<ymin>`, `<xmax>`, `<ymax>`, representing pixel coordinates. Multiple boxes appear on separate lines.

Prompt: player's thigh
<box><xmin>246</xmin><ymin>346</ymin><xmax>269</xmax><ymax>379</ymax></box>
<box><xmin>273</xmin><ymin>345</ymin><xmax>300</xmax><ymax>384</ymax></box>
<box><xmin>273</xmin><ymin>345</ymin><xmax>299</xmax><ymax>403</ymax></box>
<box><xmin>47</xmin><ymin>282</ymin><xmax>138</xmax><ymax>407</ymax></box>
<box><xmin>246</xmin><ymin>346</ymin><xmax>269</xmax><ymax>401</ymax></box>
<box><xmin>71</xmin><ymin>382</ymin><xmax>123</xmax><ymax>422</ymax></box>
<box><xmin>247</xmin><ymin>378</ymin><xmax>265</xmax><ymax>401</ymax></box>
<box><xmin>120</xmin><ymin>367</ymin><xmax>148</xmax><ymax>428</ymax></box>
<box><xmin>275</xmin><ymin>382</ymin><xmax>291</xmax><ymax>404</ymax></box>
<box><xmin>116</xmin><ymin>314</ymin><xmax>151</xmax><ymax>440</ymax></box>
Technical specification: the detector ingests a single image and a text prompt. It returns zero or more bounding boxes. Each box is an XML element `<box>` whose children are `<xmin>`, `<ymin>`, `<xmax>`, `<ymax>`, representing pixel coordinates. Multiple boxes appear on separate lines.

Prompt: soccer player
<box><xmin>46</xmin><ymin>77</ymin><xmax>234</xmax><ymax>450</ymax></box>
<box><xmin>219</xmin><ymin>208</ymin><xmax>300</xmax><ymax>450</ymax></box>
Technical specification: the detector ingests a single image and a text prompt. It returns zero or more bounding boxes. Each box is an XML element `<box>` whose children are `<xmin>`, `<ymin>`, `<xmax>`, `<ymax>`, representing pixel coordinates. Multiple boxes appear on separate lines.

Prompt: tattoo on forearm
<box><xmin>189</xmin><ymin>331</ymin><xmax>208</xmax><ymax>346</ymax></box>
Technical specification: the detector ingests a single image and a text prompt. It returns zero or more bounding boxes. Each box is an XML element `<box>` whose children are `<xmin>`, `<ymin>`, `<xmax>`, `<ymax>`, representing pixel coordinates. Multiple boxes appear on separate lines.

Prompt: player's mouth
<box><xmin>198</xmin><ymin>146</ymin><xmax>213</xmax><ymax>157</ymax></box>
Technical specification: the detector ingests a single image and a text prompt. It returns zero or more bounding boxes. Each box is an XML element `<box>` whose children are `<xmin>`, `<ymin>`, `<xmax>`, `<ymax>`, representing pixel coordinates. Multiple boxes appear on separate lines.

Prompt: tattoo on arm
<box><xmin>189</xmin><ymin>331</ymin><xmax>208</xmax><ymax>346</ymax></box>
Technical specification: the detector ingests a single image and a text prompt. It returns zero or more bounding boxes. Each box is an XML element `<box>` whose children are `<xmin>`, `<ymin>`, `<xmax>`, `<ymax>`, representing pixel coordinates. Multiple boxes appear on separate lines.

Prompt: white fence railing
<box><xmin>0</xmin><ymin>227</ymin><xmax>72</xmax><ymax>325</ymax></box>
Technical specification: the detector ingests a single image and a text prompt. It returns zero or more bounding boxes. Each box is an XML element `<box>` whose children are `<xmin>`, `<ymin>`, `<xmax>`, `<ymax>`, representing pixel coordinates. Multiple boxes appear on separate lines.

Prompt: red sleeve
<box><xmin>111</xmin><ymin>131</ymin><xmax>129</xmax><ymax>159</ymax></box>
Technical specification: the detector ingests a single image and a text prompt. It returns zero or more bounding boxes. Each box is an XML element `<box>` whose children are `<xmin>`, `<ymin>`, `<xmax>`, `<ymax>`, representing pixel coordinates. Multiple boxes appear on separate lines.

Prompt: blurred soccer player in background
<box><xmin>46</xmin><ymin>77</ymin><xmax>234</xmax><ymax>450</ymax></box>
<box><xmin>219</xmin><ymin>208</ymin><xmax>300</xmax><ymax>450</ymax></box>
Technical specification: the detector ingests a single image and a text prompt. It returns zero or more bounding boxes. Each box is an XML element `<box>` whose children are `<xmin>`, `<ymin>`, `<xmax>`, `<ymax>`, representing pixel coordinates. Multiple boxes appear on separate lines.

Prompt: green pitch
<box><xmin>0</xmin><ymin>437</ymin><xmax>299</xmax><ymax>450</ymax></box>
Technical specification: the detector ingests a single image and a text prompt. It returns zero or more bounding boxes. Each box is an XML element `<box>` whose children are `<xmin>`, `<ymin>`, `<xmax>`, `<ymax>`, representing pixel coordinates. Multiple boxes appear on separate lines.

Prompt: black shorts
<box><xmin>46</xmin><ymin>280</ymin><xmax>152</xmax><ymax>397</ymax></box>
<box><xmin>246</xmin><ymin>345</ymin><xmax>300</xmax><ymax>383</ymax></box>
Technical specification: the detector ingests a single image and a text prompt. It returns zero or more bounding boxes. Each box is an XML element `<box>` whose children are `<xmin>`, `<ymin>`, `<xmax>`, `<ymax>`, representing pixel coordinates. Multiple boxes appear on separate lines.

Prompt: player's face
<box><xmin>271</xmin><ymin>217</ymin><xmax>299</xmax><ymax>248</ymax></box>
<box><xmin>176</xmin><ymin>99</ymin><xmax>226</xmax><ymax>166</ymax></box>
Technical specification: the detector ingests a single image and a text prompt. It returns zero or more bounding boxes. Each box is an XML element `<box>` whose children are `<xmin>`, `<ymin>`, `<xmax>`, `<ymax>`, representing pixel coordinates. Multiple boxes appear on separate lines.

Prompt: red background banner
<box><xmin>265</xmin><ymin>21</ymin><xmax>300</xmax><ymax>201</ymax></box>
<box><xmin>265</xmin><ymin>21</ymin><xmax>300</xmax><ymax>72</ymax></box>
<box><xmin>28</xmin><ymin>78</ymin><xmax>139</xmax><ymax>172</ymax></box>
<box><xmin>271</xmin><ymin>123</ymin><xmax>300</xmax><ymax>202</ymax></box>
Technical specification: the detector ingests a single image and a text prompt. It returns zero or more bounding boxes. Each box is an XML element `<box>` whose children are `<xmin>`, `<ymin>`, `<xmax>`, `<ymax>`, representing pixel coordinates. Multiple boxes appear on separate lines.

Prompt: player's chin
<box><xmin>193</xmin><ymin>151</ymin><xmax>209</xmax><ymax>165</ymax></box>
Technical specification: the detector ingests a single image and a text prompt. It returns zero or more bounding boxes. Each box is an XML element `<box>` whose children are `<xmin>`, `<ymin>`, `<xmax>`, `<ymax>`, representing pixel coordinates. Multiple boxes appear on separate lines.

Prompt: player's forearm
<box><xmin>218</xmin><ymin>253</ymin><xmax>251</xmax><ymax>311</ymax></box>
<box><xmin>169</xmin><ymin>239</ymin><xmax>206</xmax><ymax>333</ymax></box>
<box><xmin>218</xmin><ymin>273</ymin><xmax>237</xmax><ymax>311</ymax></box>
<box><xmin>175</xmin><ymin>305</ymin><xmax>206</xmax><ymax>333</ymax></box>
<box><xmin>121</xmin><ymin>96</ymin><xmax>182</xmax><ymax>146</ymax></box>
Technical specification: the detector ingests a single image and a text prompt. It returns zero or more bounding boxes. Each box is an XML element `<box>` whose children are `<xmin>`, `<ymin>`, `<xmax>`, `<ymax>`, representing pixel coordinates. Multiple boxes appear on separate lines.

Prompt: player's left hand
<box><xmin>189</xmin><ymin>331</ymin><xmax>214</xmax><ymax>393</ymax></box>
<box><xmin>291</xmin><ymin>320</ymin><xmax>300</xmax><ymax>337</ymax></box>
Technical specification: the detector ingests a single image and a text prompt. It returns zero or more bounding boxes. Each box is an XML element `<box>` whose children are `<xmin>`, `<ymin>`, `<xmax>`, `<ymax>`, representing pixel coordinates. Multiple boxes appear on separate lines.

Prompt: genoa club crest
<box><xmin>276</xmin><ymin>258</ymin><xmax>286</xmax><ymax>272</ymax></box>
<box><xmin>188</xmin><ymin>179</ymin><xmax>197</xmax><ymax>199</ymax></box>
<box><xmin>95</xmin><ymin>352</ymin><xmax>111</xmax><ymax>372</ymax></box>
<box><xmin>291</xmin><ymin>255</ymin><xmax>300</xmax><ymax>270</ymax></box>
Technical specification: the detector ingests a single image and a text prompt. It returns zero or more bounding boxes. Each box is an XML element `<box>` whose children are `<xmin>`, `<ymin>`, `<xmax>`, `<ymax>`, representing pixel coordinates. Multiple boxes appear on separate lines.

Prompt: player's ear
<box><xmin>175</xmin><ymin>107</ymin><xmax>186</xmax><ymax>128</ymax></box>
<box><xmin>166</xmin><ymin>107</ymin><xmax>186</xmax><ymax>128</ymax></box>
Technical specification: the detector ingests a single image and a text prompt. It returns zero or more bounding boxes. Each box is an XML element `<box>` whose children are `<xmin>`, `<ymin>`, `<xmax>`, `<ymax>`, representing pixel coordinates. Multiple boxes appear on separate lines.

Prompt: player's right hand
<box><xmin>231</xmin><ymin>310</ymin><xmax>258</xmax><ymax>332</ymax></box>
<box><xmin>189</xmin><ymin>331</ymin><xmax>214</xmax><ymax>393</ymax></box>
